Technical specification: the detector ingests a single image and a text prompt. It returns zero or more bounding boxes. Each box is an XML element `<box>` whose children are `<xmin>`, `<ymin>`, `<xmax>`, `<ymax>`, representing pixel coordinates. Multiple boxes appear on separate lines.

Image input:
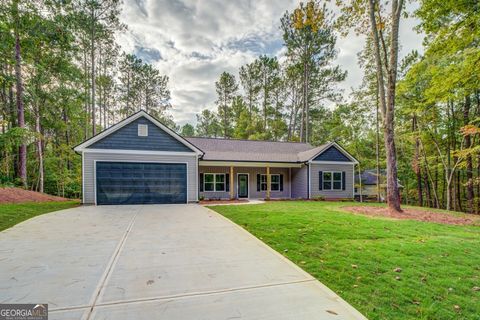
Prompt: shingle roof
<box><xmin>355</xmin><ymin>169</ymin><xmax>403</xmax><ymax>187</ymax></box>
<box><xmin>186</xmin><ymin>137</ymin><xmax>328</xmax><ymax>162</ymax></box>
<box><xmin>355</xmin><ymin>170</ymin><xmax>382</xmax><ymax>185</ymax></box>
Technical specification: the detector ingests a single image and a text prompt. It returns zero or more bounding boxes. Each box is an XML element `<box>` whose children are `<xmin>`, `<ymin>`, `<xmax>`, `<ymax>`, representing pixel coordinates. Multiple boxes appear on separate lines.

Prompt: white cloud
<box><xmin>117</xmin><ymin>0</ymin><xmax>424</xmax><ymax>126</ymax></box>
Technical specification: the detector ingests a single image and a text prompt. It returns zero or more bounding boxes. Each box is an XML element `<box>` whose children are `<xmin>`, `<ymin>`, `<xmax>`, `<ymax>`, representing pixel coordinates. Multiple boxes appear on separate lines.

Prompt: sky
<box><xmin>117</xmin><ymin>0</ymin><xmax>424</xmax><ymax>126</ymax></box>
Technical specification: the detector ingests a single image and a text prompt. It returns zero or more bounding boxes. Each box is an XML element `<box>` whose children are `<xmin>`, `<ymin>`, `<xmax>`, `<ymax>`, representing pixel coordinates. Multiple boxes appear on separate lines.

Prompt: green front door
<box><xmin>237</xmin><ymin>174</ymin><xmax>249</xmax><ymax>198</ymax></box>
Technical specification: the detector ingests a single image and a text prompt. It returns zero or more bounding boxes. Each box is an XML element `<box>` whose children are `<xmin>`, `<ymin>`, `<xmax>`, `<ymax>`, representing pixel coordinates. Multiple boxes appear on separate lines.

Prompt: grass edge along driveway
<box><xmin>209</xmin><ymin>201</ymin><xmax>480</xmax><ymax>320</ymax></box>
<box><xmin>0</xmin><ymin>201</ymin><xmax>79</xmax><ymax>232</ymax></box>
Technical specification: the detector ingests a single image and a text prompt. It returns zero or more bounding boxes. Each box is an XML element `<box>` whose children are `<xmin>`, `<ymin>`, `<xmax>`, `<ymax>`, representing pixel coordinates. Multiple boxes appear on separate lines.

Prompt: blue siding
<box><xmin>88</xmin><ymin>117</ymin><xmax>192</xmax><ymax>152</ymax></box>
<box><xmin>314</xmin><ymin>146</ymin><xmax>351</xmax><ymax>162</ymax></box>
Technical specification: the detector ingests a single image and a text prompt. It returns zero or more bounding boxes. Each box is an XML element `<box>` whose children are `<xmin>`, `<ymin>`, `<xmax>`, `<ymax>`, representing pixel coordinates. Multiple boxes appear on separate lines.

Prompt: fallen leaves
<box><xmin>393</xmin><ymin>267</ymin><xmax>402</xmax><ymax>273</ymax></box>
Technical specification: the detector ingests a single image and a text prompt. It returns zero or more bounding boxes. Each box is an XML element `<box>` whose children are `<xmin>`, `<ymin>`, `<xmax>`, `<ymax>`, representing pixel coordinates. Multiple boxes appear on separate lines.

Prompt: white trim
<box><xmin>203</xmin><ymin>173</ymin><xmax>226</xmax><ymax>192</ymax></box>
<box><xmin>196</xmin><ymin>156</ymin><xmax>199</xmax><ymax>201</ymax></box>
<box><xmin>236</xmin><ymin>173</ymin><xmax>250</xmax><ymax>199</ymax></box>
<box><xmin>352</xmin><ymin>163</ymin><xmax>356</xmax><ymax>198</ymax></box>
<box><xmin>321</xmin><ymin>171</ymin><xmax>343</xmax><ymax>191</ymax></box>
<box><xmin>308</xmin><ymin>163</ymin><xmax>311</xmax><ymax>199</ymax></box>
<box><xmin>137</xmin><ymin>123</ymin><xmax>148</xmax><ymax>136</ymax></box>
<box><xmin>307</xmin><ymin>141</ymin><xmax>359</xmax><ymax>164</ymax></box>
<box><xmin>199</xmin><ymin>160</ymin><xmax>302</xmax><ymax>168</ymax></box>
<box><xmin>81</xmin><ymin>148</ymin><xmax>198</xmax><ymax>157</ymax></box>
<box><xmin>310</xmin><ymin>160</ymin><xmax>356</xmax><ymax>165</ymax></box>
<box><xmin>93</xmin><ymin>160</ymin><xmax>189</xmax><ymax>205</ymax></box>
<box><xmin>289</xmin><ymin>167</ymin><xmax>292</xmax><ymax>198</ymax></box>
<box><xmin>82</xmin><ymin>153</ymin><xmax>85</xmax><ymax>204</ymax></box>
<box><xmin>74</xmin><ymin>110</ymin><xmax>203</xmax><ymax>155</ymax></box>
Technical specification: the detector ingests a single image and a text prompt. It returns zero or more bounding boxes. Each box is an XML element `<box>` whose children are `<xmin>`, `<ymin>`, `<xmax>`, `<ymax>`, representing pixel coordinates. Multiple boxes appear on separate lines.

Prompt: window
<box><xmin>138</xmin><ymin>124</ymin><xmax>148</xmax><ymax>136</ymax></box>
<box><xmin>260</xmin><ymin>174</ymin><xmax>280</xmax><ymax>191</ymax></box>
<box><xmin>333</xmin><ymin>172</ymin><xmax>342</xmax><ymax>190</ymax></box>
<box><xmin>204</xmin><ymin>173</ymin><xmax>225</xmax><ymax>192</ymax></box>
<box><xmin>260</xmin><ymin>174</ymin><xmax>267</xmax><ymax>191</ymax></box>
<box><xmin>271</xmin><ymin>174</ymin><xmax>280</xmax><ymax>191</ymax></box>
<box><xmin>323</xmin><ymin>171</ymin><xmax>342</xmax><ymax>190</ymax></box>
<box><xmin>323</xmin><ymin>172</ymin><xmax>332</xmax><ymax>190</ymax></box>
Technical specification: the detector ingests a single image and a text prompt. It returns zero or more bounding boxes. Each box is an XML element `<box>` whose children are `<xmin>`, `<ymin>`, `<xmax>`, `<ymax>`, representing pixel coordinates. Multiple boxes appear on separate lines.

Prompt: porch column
<box><xmin>266</xmin><ymin>166</ymin><xmax>271</xmax><ymax>200</ymax></box>
<box><xmin>230</xmin><ymin>166</ymin><xmax>234</xmax><ymax>199</ymax></box>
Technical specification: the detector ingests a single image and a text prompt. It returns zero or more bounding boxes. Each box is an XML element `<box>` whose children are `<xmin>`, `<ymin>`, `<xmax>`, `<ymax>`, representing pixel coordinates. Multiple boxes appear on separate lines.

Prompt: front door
<box><xmin>237</xmin><ymin>174</ymin><xmax>249</xmax><ymax>198</ymax></box>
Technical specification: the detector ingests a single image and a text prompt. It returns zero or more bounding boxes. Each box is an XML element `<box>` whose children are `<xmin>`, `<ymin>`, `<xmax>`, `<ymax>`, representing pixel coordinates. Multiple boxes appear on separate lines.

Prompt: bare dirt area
<box><xmin>0</xmin><ymin>187</ymin><xmax>69</xmax><ymax>204</ymax></box>
<box><xmin>343</xmin><ymin>205</ymin><xmax>480</xmax><ymax>226</ymax></box>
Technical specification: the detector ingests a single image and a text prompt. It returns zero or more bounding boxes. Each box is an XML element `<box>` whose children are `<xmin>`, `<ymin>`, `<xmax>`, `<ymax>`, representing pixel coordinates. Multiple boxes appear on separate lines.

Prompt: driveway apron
<box><xmin>0</xmin><ymin>204</ymin><xmax>366</xmax><ymax>320</ymax></box>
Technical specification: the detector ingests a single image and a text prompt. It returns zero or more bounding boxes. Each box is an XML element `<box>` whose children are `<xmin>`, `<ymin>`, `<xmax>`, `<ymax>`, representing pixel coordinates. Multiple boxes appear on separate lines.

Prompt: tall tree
<box><xmin>336</xmin><ymin>0</ymin><xmax>405</xmax><ymax>212</ymax></box>
<box><xmin>11</xmin><ymin>0</ymin><xmax>26</xmax><ymax>187</ymax></box>
<box><xmin>73</xmin><ymin>0</ymin><xmax>123</xmax><ymax>136</ymax></box>
<box><xmin>281</xmin><ymin>0</ymin><xmax>345</xmax><ymax>143</ymax></box>
<box><xmin>215</xmin><ymin>72</ymin><xmax>238</xmax><ymax>138</ymax></box>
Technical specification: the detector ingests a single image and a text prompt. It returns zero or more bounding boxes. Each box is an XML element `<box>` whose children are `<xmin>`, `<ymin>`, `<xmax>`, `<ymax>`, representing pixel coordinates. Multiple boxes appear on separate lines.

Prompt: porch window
<box><xmin>322</xmin><ymin>171</ymin><xmax>342</xmax><ymax>190</ymax></box>
<box><xmin>259</xmin><ymin>174</ymin><xmax>281</xmax><ymax>191</ymax></box>
<box><xmin>204</xmin><ymin>173</ymin><xmax>225</xmax><ymax>192</ymax></box>
<box><xmin>260</xmin><ymin>174</ymin><xmax>267</xmax><ymax>191</ymax></box>
<box><xmin>271</xmin><ymin>174</ymin><xmax>280</xmax><ymax>191</ymax></box>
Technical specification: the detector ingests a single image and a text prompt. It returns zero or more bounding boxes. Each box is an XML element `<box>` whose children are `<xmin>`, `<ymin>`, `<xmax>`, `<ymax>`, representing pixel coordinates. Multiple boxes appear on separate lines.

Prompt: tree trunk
<box><xmin>91</xmin><ymin>8</ymin><xmax>96</xmax><ymax>136</ymax></box>
<box><xmin>456</xmin><ymin>171</ymin><xmax>463</xmax><ymax>212</ymax></box>
<box><xmin>13</xmin><ymin>4</ymin><xmax>27</xmax><ymax>188</ymax></box>
<box><xmin>375</xmin><ymin>84</ymin><xmax>381</xmax><ymax>202</ymax></box>
<box><xmin>413</xmin><ymin>115</ymin><xmax>423</xmax><ymax>206</ymax></box>
<box><xmin>34</xmin><ymin>104</ymin><xmax>43</xmax><ymax>193</ymax></box>
<box><xmin>464</xmin><ymin>95</ymin><xmax>474</xmax><ymax>213</ymax></box>
<box><xmin>368</xmin><ymin>0</ymin><xmax>404</xmax><ymax>213</ymax></box>
<box><xmin>423</xmin><ymin>164</ymin><xmax>431</xmax><ymax>207</ymax></box>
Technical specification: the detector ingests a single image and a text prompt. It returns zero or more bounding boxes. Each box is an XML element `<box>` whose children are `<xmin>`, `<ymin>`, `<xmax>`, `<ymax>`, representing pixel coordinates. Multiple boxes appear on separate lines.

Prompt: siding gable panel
<box><xmin>313</xmin><ymin>146</ymin><xmax>351</xmax><ymax>162</ymax></box>
<box><xmin>88</xmin><ymin>117</ymin><xmax>192</xmax><ymax>152</ymax></box>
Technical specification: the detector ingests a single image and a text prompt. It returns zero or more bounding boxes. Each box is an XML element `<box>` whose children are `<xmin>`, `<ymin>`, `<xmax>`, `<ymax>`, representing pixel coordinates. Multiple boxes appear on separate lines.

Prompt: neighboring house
<box><xmin>354</xmin><ymin>169</ymin><xmax>403</xmax><ymax>201</ymax></box>
<box><xmin>74</xmin><ymin>110</ymin><xmax>359</xmax><ymax>205</ymax></box>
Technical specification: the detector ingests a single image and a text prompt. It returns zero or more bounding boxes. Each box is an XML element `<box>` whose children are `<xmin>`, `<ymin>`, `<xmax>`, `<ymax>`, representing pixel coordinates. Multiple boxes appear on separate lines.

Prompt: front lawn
<box><xmin>0</xmin><ymin>201</ymin><xmax>79</xmax><ymax>232</ymax></box>
<box><xmin>210</xmin><ymin>201</ymin><xmax>480</xmax><ymax>320</ymax></box>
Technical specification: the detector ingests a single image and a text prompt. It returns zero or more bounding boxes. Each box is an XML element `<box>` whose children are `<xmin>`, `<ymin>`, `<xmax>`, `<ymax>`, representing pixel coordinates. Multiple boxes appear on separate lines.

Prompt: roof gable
<box><xmin>74</xmin><ymin>111</ymin><xmax>202</xmax><ymax>154</ymax></box>
<box><xmin>310</xmin><ymin>143</ymin><xmax>358</xmax><ymax>163</ymax></box>
<box><xmin>88</xmin><ymin>117</ymin><xmax>192</xmax><ymax>152</ymax></box>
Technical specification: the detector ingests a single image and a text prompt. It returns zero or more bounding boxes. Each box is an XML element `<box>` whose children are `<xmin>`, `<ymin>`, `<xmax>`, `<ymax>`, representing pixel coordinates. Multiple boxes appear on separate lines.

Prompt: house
<box><xmin>74</xmin><ymin>110</ymin><xmax>359</xmax><ymax>205</ymax></box>
<box><xmin>354</xmin><ymin>169</ymin><xmax>403</xmax><ymax>201</ymax></box>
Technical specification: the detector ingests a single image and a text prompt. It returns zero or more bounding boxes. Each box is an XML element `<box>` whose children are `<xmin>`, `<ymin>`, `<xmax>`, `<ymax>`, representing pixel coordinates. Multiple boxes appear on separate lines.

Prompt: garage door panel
<box><xmin>96</xmin><ymin>162</ymin><xmax>187</xmax><ymax>205</ymax></box>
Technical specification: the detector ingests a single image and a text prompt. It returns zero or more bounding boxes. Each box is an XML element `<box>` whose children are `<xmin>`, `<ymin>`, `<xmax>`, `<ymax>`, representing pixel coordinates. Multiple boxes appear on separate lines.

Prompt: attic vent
<box><xmin>138</xmin><ymin>124</ymin><xmax>148</xmax><ymax>137</ymax></box>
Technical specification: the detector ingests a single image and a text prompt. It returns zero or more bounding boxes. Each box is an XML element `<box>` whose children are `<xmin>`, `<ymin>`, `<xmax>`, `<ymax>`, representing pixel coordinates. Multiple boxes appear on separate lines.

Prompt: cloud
<box><xmin>117</xmin><ymin>0</ymin><xmax>423</xmax><ymax>126</ymax></box>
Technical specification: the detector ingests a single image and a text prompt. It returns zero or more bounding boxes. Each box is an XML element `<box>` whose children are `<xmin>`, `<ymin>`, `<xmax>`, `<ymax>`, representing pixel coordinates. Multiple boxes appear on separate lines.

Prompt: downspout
<box><xmin>307</xmin><ymin>162</ymin><xmax>310</xmax><ymax>199</ymax></box>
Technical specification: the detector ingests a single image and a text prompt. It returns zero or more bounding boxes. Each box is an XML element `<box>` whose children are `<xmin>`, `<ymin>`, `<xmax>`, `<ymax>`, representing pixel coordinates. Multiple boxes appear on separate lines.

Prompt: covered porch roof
<box><xmin>198</xmin><ymin>160</ymin><xmax>303</xmax><ymax>168</ymax></box>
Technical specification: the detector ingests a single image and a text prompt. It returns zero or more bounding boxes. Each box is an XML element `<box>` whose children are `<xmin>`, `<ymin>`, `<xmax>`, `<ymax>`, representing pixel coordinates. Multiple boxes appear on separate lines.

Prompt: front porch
<box><xmin>198</xmin><ymin>161</ymin><xmax>307</xmax><ymax>200</ymax></box>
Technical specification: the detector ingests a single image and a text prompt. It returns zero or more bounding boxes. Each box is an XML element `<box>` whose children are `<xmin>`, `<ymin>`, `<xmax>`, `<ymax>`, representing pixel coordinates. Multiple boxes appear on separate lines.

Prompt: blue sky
<box><xmin>117</xmin><ymin>0</ymin><xmax>423</xmax><ymax>126</ymax></box>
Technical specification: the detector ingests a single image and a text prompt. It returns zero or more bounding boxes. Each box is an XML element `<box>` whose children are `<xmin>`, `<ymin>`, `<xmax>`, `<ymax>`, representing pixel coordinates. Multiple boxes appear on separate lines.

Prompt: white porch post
<box><xmin>230</xmin><ymin>166</ymin><xmax>234</xmax><ymax>199</ymax></box>
<box><xmin>266</xmin><ymin>165</ymin><xmax>271</xmax><ymax>200</ymax></box>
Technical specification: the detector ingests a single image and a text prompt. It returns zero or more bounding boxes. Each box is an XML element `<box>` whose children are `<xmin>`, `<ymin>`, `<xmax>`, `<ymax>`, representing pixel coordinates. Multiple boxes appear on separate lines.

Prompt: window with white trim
<box><xmin>138</xmin><ymin>124</ymin><xmax>148</xmax><ymax>136</ymax></box>
<box><xmin>204</xmin><ymin>173</ymin><xmax>225</xmax><ymax>192</ymax></box>
<box><xmin>271</xmin><ymin>174</ymin><xmax>280</xmax><ymax>191</ymax></box>
<box><xmin>260</xmin><ymin>174</ymin><xmax>280</xmax><ymax>191</ymax></box>
<box><xmin>323</xmin><ymin>171</ymin><xmax>342</xmax><ymax>190</ymax></box>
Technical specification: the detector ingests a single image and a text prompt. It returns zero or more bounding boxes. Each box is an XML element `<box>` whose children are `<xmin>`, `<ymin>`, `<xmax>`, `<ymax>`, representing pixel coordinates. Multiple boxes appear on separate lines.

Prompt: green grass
<box><xmin>0</xmin><ymin>201</ymin><xmax>79</xmax><ymax>232</ymax></box>
<box><xmin>210</xmin><ymin>201</ymin><xmax>480</xmax><ymax>320</ymax></box>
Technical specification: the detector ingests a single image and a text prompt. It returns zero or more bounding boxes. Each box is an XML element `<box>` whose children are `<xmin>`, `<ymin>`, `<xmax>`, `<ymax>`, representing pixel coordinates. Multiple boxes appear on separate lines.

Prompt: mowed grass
<box><xmin>0</xmin><ymin>201</ymin><xmax>79</xmax><ymax>231</ymax></box>
<box><xmin>210</xmin><ymin>201</ymin><xmax>480</xmax><ymax>320</ymax></box>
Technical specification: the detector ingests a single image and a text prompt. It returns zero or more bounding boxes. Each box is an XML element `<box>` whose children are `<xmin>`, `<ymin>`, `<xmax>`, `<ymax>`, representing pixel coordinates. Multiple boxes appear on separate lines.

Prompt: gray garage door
<box><xmin>96</xmin><ymin>162</ymin><xmax>187</xmax><ymax>205</ymax></box>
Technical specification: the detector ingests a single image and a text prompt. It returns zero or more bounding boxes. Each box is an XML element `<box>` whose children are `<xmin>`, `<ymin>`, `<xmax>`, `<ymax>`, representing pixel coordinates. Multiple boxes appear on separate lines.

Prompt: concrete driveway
<box><xmin>0</xmin><ymin>204</ymin><xmax>366</xmax><ymax>319</ymax></box>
